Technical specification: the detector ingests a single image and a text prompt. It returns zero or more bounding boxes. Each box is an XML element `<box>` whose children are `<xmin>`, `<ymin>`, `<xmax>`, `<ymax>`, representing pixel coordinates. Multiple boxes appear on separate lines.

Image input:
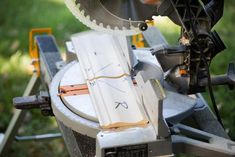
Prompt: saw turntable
<box><xmin>1</xmin><ymin>0</ymin><xmax>235</xmax><ymax>157</ymax></box>
<box><xmin>51</xmin><ymin>30</ymin><xmax>199</xmax><ymax>156</ymax></box>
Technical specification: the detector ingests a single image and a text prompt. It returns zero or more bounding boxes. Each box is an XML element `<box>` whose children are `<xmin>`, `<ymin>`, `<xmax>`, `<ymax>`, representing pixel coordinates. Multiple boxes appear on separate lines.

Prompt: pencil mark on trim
<box><xmin>115</xmin><ymin>101</ymin><xmax>128</xmax><ymax>109</ymax></box>
<box><xmin>94</xmin><ymin>63</ymin><xmax>113</xmax><ymax>74</ymax></box>
<box><xmin>98</xmin><ymin>80</ymin><xmax>125</xmax><ymax>93</ymax></box>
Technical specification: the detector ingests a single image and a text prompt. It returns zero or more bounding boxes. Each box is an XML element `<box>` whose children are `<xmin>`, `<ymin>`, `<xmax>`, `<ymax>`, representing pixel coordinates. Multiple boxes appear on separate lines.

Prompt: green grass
<box><xmin>0</xmin><ymin>0</ymin><xmax>234</xmax><ymax>156</ymax></box>
<box><xmin>204</xmin><ymin>1</ymin><xmax>235</xmax><ymax>139</ymax></box>
<box><xmin>0</xmin><ymin>0</ymin><xmax>87</xmax><ymax>156</ymax></box>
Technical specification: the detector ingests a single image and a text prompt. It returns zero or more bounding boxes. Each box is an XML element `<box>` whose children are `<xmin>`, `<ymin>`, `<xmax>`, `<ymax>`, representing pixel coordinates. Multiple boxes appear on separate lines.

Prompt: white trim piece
<box><xmin>71</xmin><ymin>31</ymin><xmax>148</xmax><ymax>129</ymax></box>
<box><xmin>88</xmin><ymin>77</ymin><xmax>148</xmax><ymax>129</ymax></box>
<box><xmin>72</xmin><ymin>31</ymin><xmax>131</xmax><ymax>80</ymax></box>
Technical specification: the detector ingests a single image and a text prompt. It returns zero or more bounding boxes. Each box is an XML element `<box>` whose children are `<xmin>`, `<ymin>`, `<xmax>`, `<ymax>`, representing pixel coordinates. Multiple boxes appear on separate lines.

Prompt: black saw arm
<box><xmin>151</xmin><ymin>0</ymin><xmax>233</xmax><ymax>94</ymax></box>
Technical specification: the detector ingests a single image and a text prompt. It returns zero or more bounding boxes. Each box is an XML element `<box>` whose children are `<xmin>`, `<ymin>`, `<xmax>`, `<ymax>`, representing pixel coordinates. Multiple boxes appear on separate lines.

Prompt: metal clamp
<box><xmin>13</xmin><ymin>91</ymin><xmax>53</xmax><ymax>116</ymax></box>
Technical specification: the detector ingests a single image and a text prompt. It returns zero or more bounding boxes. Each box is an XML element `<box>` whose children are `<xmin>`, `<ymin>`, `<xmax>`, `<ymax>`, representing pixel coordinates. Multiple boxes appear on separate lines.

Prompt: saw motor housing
<box><xmin>153</xmin><ymin>0</ymin><xmax>231</xmax><ymax>94</ymax></box>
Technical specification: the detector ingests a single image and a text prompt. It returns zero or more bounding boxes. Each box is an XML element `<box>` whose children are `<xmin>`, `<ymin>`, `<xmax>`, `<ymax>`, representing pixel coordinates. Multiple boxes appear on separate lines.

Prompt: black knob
<box><xmin>139</xmin><ymin>22</ymin><xmax>148</xmax><ymax>31</ymax></box>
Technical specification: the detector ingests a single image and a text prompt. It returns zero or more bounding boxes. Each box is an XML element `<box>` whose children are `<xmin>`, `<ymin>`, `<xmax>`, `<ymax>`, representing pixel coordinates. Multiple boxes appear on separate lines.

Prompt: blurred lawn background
<box><xmin>0</xmin><ymin>0</ymin><xmax>234</xmax><ymax>156</ymax></box>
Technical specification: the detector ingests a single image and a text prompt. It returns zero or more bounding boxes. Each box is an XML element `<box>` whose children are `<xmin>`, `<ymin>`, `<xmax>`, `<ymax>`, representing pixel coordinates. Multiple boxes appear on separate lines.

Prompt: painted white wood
<box><xmin>72</xmin><ymin>31</ymin><xmax>130</xmax><ymax>80</ymax></box>
<box><xmin>87</xmin><ymin>77</ymin><xmax>148</xmax><ymax>128</ymax></box>
<box><xmin>113</xmin><ymin>35</ymin><xmax>135</xmax><ymax>71</ymax></box>
<box><xmin>71</xmin><ymin>31</ymin><xmax>148</xmax><ymax>129</ymax></box>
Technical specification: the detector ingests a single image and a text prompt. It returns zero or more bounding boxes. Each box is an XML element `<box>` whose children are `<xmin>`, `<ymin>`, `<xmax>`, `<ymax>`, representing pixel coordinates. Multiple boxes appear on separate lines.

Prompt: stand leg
<box><xmin>0</xmin><ymin>74</ymin><xmax>40</xmax><ymax>157</ymax></box>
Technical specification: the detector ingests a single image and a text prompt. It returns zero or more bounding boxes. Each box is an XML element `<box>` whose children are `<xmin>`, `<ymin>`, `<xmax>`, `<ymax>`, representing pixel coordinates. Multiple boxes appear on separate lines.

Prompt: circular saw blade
<box><xmin>64</xmin><ymin>0</ymin><xmax>157</xmax><ymax>35</ymax></box>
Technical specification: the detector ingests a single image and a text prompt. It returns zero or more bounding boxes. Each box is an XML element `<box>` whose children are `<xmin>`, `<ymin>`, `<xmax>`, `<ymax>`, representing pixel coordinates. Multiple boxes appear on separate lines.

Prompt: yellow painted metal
<box><xmin>132</xmin><ymin>34</ymin><xmax>145</xmax><ymax>48</ymax></box>
<box><xmin>132</xmin><ymin>20</ymin><xmax>155</xmax><ymax>48</ymax></box>
<box><xmin>146</xmin><ymin>20</ymin><xmax>155</xmax><ymax>26</ymax></box>
<box><xmin>29</xmin><ymin>28</ymin><xmax>52</xmax><ymax>76</ymax></box>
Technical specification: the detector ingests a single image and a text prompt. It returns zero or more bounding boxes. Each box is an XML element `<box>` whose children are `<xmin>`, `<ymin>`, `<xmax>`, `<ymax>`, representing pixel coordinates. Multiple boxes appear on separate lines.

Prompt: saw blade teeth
<box><xmin>106</xmin><ymin>25</ymin><xmax>111</xmax><ymax>30</ymax></box>
<box><xmin>86</xmin><ymin>15</ymin><xmax>91</xmax><ymax>21</ymax></box>
<box><xmin>99</xmin><ymin>23</ymin><xmax>103</xmax><ymax>27</ymax></box>
<box><xmin>64</xmin><ymin>0</ymin><xmax>141</xmax><ymax>35</ymax></box>
<box><xmin>114</xmin><ymin>26</ymin><xmax>120</xmax><ymax>30</ymax></box>
<box><xmin>92</xmin><ymin>19</ymin><xmax>96</xmax><ymax>24</ymax></box>
<box><xmin>80</xmin><ymin>10</ymin><xmax>85</xmax><ymax>15</ymax></box>
<box><xmin>130</xmin><ymin>25</ymin><xmax>139</xmax><ymax>32</ymax></box>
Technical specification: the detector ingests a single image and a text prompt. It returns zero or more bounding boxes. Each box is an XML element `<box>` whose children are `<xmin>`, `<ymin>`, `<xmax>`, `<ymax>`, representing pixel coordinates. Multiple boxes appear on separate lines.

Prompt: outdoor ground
<box><xmin>0</xmin><ymin>0</ymin><xmax>234</xmax><ymax>156</ymax></box>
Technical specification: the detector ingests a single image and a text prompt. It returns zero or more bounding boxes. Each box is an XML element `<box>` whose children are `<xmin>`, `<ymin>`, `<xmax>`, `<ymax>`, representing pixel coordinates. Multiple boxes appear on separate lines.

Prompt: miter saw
<box><xmin>2</xmin><ymin>0</ymin><xmax>235</xmax><ymax>157</ymax></box>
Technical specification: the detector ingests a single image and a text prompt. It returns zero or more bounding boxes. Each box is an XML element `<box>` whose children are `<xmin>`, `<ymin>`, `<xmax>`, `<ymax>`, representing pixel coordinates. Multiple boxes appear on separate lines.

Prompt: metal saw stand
<box><xmin>0</xmin><ymin>33</ymin><xmax>98</xmax><ymax>157</ymax></box>
<box><xmin>0</xmin><ymin>75</ymin><xmax>63</xmax><ymax>157</ymax></box>
<box><xmin>0</xmin><ymin>34</ymin><xmax>64</xmax><ymax>157</ymax></box>
<box><xmin>0</xmin><ymin>74</ymin><xmax>40</xmax><ymax>156</ymax></box>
